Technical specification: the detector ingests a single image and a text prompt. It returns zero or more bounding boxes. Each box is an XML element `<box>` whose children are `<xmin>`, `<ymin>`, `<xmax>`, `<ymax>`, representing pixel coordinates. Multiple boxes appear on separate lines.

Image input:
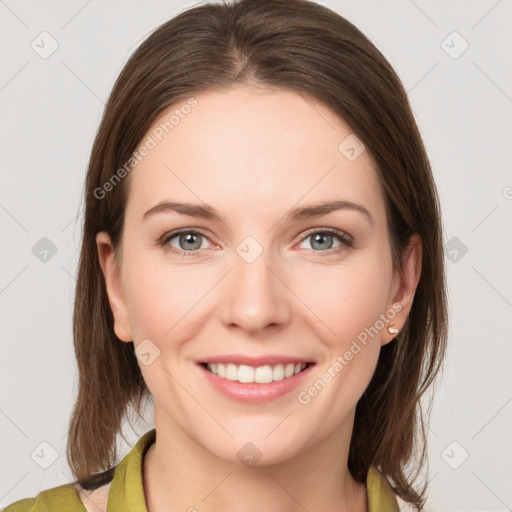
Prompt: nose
<box><xmin>219</xmin><ymin>243</ymin><xmax>291</xmax><ymax>336</ymax></box>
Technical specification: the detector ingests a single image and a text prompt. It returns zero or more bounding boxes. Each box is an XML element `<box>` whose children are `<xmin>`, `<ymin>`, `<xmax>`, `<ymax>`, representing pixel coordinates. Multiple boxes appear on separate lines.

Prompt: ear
<box><xmin>96</xmin><ymin>231</ymin><xmax>133</xmax><ymax>342</ymax></box>
<box><xmin>382</xmin><ymin>233</ymin><xmax>422</xmax><ymax>346</ymax></box>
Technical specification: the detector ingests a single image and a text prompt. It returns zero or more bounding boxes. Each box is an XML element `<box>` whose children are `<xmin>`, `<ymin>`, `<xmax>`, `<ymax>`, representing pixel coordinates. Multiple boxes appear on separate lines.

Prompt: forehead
<box><xmin>125</xmin><ymin>85</ymin><xmax>386</xmax><ymax>224</ymax></box>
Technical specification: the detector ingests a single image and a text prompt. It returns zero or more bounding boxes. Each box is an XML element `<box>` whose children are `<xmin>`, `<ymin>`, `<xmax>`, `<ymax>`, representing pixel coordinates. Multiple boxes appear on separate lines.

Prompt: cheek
<box><xmin>123</xmin><ymin>258</ymin><xmax>209</xmax><ymax>342</ymax></box>
<box><xmin>295</xmin><ymin>257</ymin><xmax>392</xmax><ymax>343</ymax></box>
<box><xmin>294</xmin><ymin>263</ymin><xmax>389</xmax><ymax>421</ymax></box>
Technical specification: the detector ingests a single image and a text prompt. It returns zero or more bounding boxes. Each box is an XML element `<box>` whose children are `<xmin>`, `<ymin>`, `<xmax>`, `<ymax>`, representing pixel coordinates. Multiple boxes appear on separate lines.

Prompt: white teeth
<box><xmin>284</xmin><ymin>363</ymin><xmax>295</xmax><ymax>378</ymax></box>
<box><xmin>225</xmin><ymin>363</ymin><xmax>238</xmax><ymax>381</ymax></box>
<box><xmin>273</xmin><ymin>363</ymin><xmax>285</xmax><ymax>381</ymax></box>
<box><xmin>255</xmin><ymin>365</ymin><xmax>273</xmax><ymax>383</ymax></box>
<box><xmin>238</xmin><ymin>365</ymin><xmax>254</xmax><ymax>383</ymax></box>
<box><xmin>205</xmin><ymin>361</ymin><xmax>309</xmax><ymax>383</ymax></box>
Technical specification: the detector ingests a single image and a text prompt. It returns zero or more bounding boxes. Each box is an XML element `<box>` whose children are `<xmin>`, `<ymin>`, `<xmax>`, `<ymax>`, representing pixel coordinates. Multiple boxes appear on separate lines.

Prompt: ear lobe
<box><xmin>382</xmin><ymin>234</ymin><xmax>422</xmax><ymax>346</ymax></box>
<box><xmin>95</xmin><ymin>231</ymin><xmax>133</xmax><ymax>342</ymax></box>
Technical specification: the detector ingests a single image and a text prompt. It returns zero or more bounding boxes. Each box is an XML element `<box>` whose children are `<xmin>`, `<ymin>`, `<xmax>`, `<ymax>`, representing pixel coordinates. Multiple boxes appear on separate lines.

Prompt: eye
<box><xmin>158</xmin><ymin>227</ymin><xmax>353</xmax><ymax>257</ymax></box>
<box><xmin>297</xmin><ymin>228</ymin><xmax>353</xmax><ymax>255</ymax></box>
<box><xmin>159</xmin><ymin>229</ymin><xmax>213</xmax><ymax>256</ymax></box>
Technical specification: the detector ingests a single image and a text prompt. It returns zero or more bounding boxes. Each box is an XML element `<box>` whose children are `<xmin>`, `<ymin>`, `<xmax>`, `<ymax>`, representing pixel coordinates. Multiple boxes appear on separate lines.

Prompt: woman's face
<box><xmin>97</xmin><ymin>85</ymin><xmax>420</xmax><ymax>465</ymax></box>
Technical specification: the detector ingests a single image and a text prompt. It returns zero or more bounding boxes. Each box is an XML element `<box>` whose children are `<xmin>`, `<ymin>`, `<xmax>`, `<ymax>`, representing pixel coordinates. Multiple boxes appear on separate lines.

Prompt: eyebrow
<box><xmin>142</xmin><ymin>199</ymin><xmax>374</xmax><ymax>226</ymax></box>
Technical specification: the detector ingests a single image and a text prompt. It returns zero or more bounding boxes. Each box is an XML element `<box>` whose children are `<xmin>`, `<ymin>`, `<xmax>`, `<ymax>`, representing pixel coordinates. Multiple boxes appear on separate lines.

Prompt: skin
<box><xmin>96</xmin><ymin>84</ymin><xmax>421</xmax><ymax>512</ymax></box>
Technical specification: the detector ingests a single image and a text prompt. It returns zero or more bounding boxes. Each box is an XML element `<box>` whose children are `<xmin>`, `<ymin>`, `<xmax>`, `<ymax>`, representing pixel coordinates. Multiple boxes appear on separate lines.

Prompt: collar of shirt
<box><xmin>73</xmin><ymin>428</ymin><xmax>400</xmax><ymax>512</ymax></box>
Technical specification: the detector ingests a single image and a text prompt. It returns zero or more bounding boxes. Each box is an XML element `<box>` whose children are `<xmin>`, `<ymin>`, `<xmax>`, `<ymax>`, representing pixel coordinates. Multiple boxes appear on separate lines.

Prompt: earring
<box><xmin>387</xmin><ymin>323</ymin><xmax>399</xmax><ymax>335</ymax></box>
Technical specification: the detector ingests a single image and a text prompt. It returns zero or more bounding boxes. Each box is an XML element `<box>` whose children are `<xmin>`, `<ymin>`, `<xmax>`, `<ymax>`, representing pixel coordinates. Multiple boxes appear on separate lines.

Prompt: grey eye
<box><xmin>167</xmin><ymin>231</ymin><xmax>210</xmax><ymax>251</ymax></box>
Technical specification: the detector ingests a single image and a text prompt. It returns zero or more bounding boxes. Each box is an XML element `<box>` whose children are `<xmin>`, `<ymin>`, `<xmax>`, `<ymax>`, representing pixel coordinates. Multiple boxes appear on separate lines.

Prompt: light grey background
<box><xmin>1</xmin><ymin>1</ymin><xmax>511</xmax><ymax>510</ymax></box>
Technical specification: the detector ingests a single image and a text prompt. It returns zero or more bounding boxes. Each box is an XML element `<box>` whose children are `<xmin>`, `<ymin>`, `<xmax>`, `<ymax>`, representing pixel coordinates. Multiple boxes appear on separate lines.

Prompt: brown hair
<box><xmin>67</xmin><ymin>0</ymin><xmax>448</xmax><ymax>508</ymax></box>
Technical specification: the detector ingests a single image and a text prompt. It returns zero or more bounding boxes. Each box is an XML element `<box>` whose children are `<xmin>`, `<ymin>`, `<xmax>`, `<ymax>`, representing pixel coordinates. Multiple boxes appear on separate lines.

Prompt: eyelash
<box><xmin>158</xmin><ymin>227</ymin><xmax>353</xmax><ymax>257</ymax></box>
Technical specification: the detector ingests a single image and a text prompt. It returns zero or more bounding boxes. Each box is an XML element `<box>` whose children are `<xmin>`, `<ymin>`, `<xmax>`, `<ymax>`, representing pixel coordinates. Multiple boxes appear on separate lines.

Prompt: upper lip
<box><xmin>197</xmin><ymin>354</ymin><xmax>315</xmax><ymax>366</ymax></box>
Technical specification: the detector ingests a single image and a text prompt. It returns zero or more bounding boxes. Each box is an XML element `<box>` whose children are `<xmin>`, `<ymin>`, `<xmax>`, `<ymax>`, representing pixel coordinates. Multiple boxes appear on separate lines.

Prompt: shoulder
<box><xmin>2</xmin><ymin>483</ymin><xmax>85</xmax><ymax>512</ymax></box>
<box><xmin>2</xmin><ymin>497</ymin><xmax>35</xmax><ymax>512</ymax></box>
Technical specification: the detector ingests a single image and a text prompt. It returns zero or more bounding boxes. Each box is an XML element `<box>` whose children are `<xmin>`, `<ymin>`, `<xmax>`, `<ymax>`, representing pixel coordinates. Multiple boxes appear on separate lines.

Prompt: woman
<box><xmin>4</xmin><ymin>0</ymin><xmax>447</xmax><ymax>510</ymax></box>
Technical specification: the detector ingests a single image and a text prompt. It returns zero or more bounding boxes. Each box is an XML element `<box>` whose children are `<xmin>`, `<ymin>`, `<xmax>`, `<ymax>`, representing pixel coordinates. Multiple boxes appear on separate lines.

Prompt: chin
<box><xmin>202</xmin><ymin>428</ymin><xmax>309</xmax><ymax>468</ymax></box>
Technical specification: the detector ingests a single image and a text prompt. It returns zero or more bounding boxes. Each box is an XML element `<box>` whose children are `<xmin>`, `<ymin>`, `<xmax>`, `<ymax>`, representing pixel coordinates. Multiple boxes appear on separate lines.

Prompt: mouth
<box><xmin>199</xmin><ymin>361</ymin><xmax>314</xmax><ymax>384</ymax></box>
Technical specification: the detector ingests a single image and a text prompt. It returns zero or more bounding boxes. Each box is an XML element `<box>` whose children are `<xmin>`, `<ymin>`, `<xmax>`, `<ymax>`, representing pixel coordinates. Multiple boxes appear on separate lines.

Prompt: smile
<box><xmin>201</xmin><ymin>362</ymin><xmax>311</xmax><ymax>383</ymax></box>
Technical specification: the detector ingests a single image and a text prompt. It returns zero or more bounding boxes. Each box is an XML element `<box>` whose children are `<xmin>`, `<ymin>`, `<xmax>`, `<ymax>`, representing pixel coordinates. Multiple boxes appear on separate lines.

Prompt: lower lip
<box><xmin>197</xmin><ymin>363</ymin><xmax>314</xmax><ymax>404</ymax></box>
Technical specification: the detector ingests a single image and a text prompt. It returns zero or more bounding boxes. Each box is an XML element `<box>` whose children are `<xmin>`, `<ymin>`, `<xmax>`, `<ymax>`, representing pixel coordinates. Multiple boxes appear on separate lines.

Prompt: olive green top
<box><xmin>3</xmin><ymin>428</ymin><xmax>400</xmax><ymax>511</ymax></box>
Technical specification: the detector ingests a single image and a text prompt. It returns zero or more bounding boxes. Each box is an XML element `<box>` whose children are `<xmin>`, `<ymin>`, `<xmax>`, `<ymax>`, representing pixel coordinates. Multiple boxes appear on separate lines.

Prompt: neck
<box><xmin>142</xmin><ymin>410</ymin><xmax>368</xmax><ymax>512</ymax></box>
